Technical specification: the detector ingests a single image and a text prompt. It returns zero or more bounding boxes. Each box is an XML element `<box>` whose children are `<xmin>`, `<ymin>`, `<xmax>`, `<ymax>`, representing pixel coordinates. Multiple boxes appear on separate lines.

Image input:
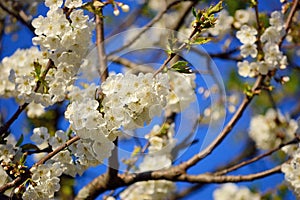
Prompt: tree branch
<box><xmin>215</xmin><ymin>137</ymin><xmax>299</xmax><ymax>175</ymax></box>
<box><xmin>178</xmin><ymin>75</ymin><xmax>264</xmax><ymax>170</ymax></box>
<box><xmin>95</xmin><ymin>9</ymin><xmax>108</xmax><ymax>82</ymax></box>
<box><xmin>74</xmin><ymin>162</ymin><xmax>282</xmax><ymax>199</ymax></box>
<box><xmin>0</xmin><ymin>1</ymin><xmax>34</xmax><ymax>33</ymax></box>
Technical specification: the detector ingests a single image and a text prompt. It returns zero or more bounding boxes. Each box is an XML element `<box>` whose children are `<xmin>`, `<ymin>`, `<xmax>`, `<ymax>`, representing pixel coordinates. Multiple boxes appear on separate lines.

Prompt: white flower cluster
<box><xmin>25</xmin><ymin>124</ymin><xmax>114</xmax><ymax>199</ymax></box>
<box><xmin>101</xmin><ymin>73</ymin><xmax>169</xmax><ymax>130</ymax></box>
<box><xmin>281</xmin><ymin>147</ymin><xmax>300</xmax><ymax>198</ymax></box>
<box><xmin>32</xmin><ymin>0</ymin><xmax>91</xmax><ymax>104</ymax></box>
<box><xmin>213</xmin><ymin>183</ymin><xmax>260</xmax><ymax>200</ymax></box>
<box><xmin>0</xmin><ymin>0</ymin><xmax>92</xmax><ymax>107</ymax></box>
<box><xmin>249</xmin><ymin>109</ymin><xmax>297</xmax><ymax>153</ymax></box>
<box><xmin>66</xmin><ymin>84</ymin><xmax>116</xmax><ymax>167</ymax></box>
<box><xmin>236</xmin><ymin>25</ymin><xmax>258</xmax><ymax>58</ymax></box>
<box><xmin>120</xmin><ymin>124</ymin><xmax>176</xmax><ymax>200</ymax></box>
<box><xmin>167</xmin><ymin>71</ymin><xmax>196</xmax><ymax>113</ymax></box>
<box><xmin>0</xmin><ymin>47</ymin><xmax>48</xmax><ymax>104</ymax></box>
<box><xmin>236</xmin><ymin>11</ymin><xmax>287</xmax><ymax>78</ymax></box>
<box><xmin>23</xmin><ymin>163</ymin><xmax>62</xmax><ymax>200</ymax></box>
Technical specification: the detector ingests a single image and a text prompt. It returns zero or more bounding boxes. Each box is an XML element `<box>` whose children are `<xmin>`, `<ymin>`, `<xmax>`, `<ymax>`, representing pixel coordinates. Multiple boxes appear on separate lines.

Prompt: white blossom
<box><xmin>240</xmin><ymin>43</ymin><xmax>258</xmax><ymax>58</ymax></box>
<box><xmin>233</xmin><ymin>8</ymin><xmax>256</xmax><ymax>28</ymax></box>
<box><xmin>166</xmin><ymin>71</ymin><xmax>196</xmax><ymax>112</ymax></box>
<box><xmin>249</xmin><ymin>108</ymin><xmax>297</xmax><ymax>152</ymax></box>
<box><xmin>64</xmin><ymin>0</ymin><xmax>82</xmax><ymax>8</ymax></box>
<box><xmin>0</xmin><ymin>144</ymin><xmax>16</xmax><ymax>162</ymax></box>
<box><xmin>236</xmin><ymin>25</ymin><xmax>257</xmax><ymax>44</ymax></box>
<box><xmin>282</xmin><ymin>147</ymin><xmax>300</xmax><ymax>198</ymax></box>
<box><xmin>31</xmin><ymin>127</ymin><xmax>50</xmax><ymax>145</ymax></box>
<box><xmin>101</xmin><ymin>73</ymin><xmax>169</xmax><ymax>130</ymax></box>
<box><xmin>213</xmin><ymin>183</ymin><xmax>260</xmax><ymax>200</ymax></box>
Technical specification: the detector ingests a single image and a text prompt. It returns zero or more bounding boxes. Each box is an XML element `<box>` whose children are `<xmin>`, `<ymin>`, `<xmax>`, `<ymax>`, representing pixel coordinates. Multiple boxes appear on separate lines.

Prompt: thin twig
<box><xmin>178</xmin><ymin>75</ymin><xmax>264</xmax><ymax>170</ymax></box>
<box><xmin>95</xmin><ymin>11</ymin><xmax>108</xmax><ymax>82</ymax></box>
<box><xmin>0</xmin><ymin>135</ymin><xmax>80</xmax><ymax>193</ymax></box>
<box><xmin>215</xmin><ymin>137</ymin><xmax>299</xmax><ymax>175</ymax></box>
<box><xmin>34</xmin><ymin>136</ymin><xmax>80</xmax><ymax>167</ymax></box>
<box><xmin>279</xmin><ymin>0</ymin><xmax>299</xmax><ymax>46</ymax></box>
<box><xmin>253</xmin><ymin>0</ymin><xmax>263</xmax><ymax>54</ymax></box>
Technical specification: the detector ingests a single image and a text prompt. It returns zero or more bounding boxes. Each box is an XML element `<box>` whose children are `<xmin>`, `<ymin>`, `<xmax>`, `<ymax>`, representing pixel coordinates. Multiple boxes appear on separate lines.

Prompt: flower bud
<box><xmin>121</xmin><ymin>4</ymin><xmax>130</xmax><ymax>12</ymax></box>
<box><xmin>113</xmin><ymin>8</ymin><xmax>120</xmax><ymax>16</ymax></box>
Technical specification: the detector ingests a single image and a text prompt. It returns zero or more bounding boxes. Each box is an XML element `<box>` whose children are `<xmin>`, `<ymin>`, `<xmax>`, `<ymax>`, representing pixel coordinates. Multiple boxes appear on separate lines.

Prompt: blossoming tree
<box><xmin>0</xmin><ymin>0</ymin><xmax>300</xmax><ymax>199</ymax></box>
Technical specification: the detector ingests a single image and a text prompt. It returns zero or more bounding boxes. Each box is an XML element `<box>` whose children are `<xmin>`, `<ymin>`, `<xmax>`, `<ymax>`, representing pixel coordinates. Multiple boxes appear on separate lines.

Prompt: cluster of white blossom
<box><xmin>120</xmin><ymin>124</ymin><xmax>176</xmax><ymax>200</ymax></box>
<box><xmin>0</xmin><ymin>0</ymin><xmax>93</xmax><ymax>107</ymax></box>
<box><xmin>249</xmin><ymin>108</ymin><xmax>298</xmax><ymax>154</ymax></box>
<box><xmin>213</xmin><ymin>183</ymin><xmax>260</xmax><ymax>200</ymax></box>
<box><xmin>0</xmin><ymin>47</ymin><xmax>48</xmax><ymax>103</ymax></box>
<box><xmin>1</xmin><ymin>0</ymin><xmax>92</xmax><ymax>108</ymax></box>
<box><xmin>281</xmin><ymin>146</ymin><xmax>300</xmax><ymax>198</ymax></box>
<box><xmin>24</xmin><ymin>123</ymin><xmax>114</xmax><ymax>199</ymax></box>
<box><xmin>23</xmin><ymin>162</ymin><xmax>62</xmax><ymax>200</ymax></box>
<box><xmin>101</xmin><ymin>73</ymin><xmax>169</xmax><ymax>131</ymax></box>
<box><xmin>32</xmin><ymin>0</ymin><xmax>93</xmax><ymax>104</ymax></box>
<box><xmin>236</xmin><ymin>25</ymin><xmax>258</xmax><ymax>58</ymax></box>
<box><xmin>236</xmin><ymin>11</ymin><xmax>287</xmax><ymax>78</ymax></box>
<box><xmin>166</xmin><ymin>71</ymin><xmax>196</xmax><ymax>113</ymax></box>
<box><xmin>30</xmin><ymin>127</ymin><xmax>77</xmax><ymax>176</ymax></box>
<box><xmin>66</xmin><ymin>83</ymin><xmax>115</xmax><ymax>167</ymax></box>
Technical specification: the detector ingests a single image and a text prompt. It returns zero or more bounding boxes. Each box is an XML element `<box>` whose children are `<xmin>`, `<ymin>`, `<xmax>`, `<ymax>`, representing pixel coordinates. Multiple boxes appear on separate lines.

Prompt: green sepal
<box><xmin>20</xmin><ymin>143</ymin><xmax>40</xmax><ymax>152</ymax></box>
<box><xmin>191</xmin><ymin>36</ymin><xmax>211</xmax><ymax>45</ymax></box>
<box><xmin>16</xmin><ymin>134</ymin><xmax>24</xmax><ymax>147</ymax></box>
<box><xmin>170</xmin><ymin>61</ymin><xmax>193</xmax><ymax>74</ymax></box>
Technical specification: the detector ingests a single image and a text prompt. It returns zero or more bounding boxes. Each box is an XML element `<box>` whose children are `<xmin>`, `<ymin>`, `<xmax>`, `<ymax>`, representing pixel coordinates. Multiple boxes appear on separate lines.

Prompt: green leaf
<box><xmin>191</xmin><ymin>37</ymin><xmax>211</xmax><ymax>45</ymax></box>
<box><xmin>33</xmin><ymin>61</ymin><xmax>42</xmax><ymax>78</ymax></box>
<box><xmin>21</xmin><ymin>143</ymin><xmax>40</xmax><ymax>152</ymax></box>
<box><xmin>166</xmin><ymin>34</ymin><xmax>178</xmax><ymax>55</ymax></box>
<box><xmin>192</xmin><ymin>7</ymin><xmax>197</xmax><ymax>17</ymax></box>
<box><xmin>170</xmin><ymin>61</ymin><xmax>193</xmax><ymax>73</ymax></box>
<box><xmin>16</xmin><ymin>134</ymin><xmax>24</xmax><ymax>147</ymax></box>
<box><xmin>207</xmin><ymin>1</ymin><xmax>223</xmax><ymax>16</ymax></box>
